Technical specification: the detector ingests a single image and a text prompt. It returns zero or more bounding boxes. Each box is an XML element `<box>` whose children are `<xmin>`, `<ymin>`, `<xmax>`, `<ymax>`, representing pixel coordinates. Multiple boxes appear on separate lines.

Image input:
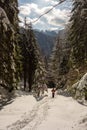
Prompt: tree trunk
<box><xmin>24</xmin><ymin>63</ymin><xmax>27</xmax><ymax>91</ymax></box>
<box><xmin>28</xmin><ymin>63</ymin><xmax>32</xmax><ymax>92</ymax></box>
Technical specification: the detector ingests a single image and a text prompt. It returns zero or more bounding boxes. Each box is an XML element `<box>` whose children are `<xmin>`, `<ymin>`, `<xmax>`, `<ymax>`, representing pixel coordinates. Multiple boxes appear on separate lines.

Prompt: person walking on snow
<box><xmin>51</xmin><ymin>88</ymin><xmax>56</xmax><ymax>98</ymax></box>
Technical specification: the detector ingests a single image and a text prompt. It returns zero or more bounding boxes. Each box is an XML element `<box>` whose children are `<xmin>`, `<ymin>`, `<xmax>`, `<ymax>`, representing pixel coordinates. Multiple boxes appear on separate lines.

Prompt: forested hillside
<box><xmin>0</xmin><ymin>0</ymin><xmax>87</xmax><ymax>103</ymax></box>
<box><xmin>48</xmin><ymin>28</ymin><xmax>70</xmax><ymax>88</ymax></box>
<box><xmin>0</xmin><ymin>1</ymin><xmax>47</xmax><ymax>101</ymax></box>
<box><xmin>0</xmin><ymin>0</ymin><xmax>87</xmax><ymax>129</ymax></box>
<box><xmin>48</xmin><ymin>0</ymin><xmax>87</xmax><ymax>104</ymax></box>
<box><xmin>20</xmin><ymin>28</ymin><xmax>57</xmax><ymax>58</ymax></box>
<box><xmin>34</xmin><ymin>30</ymin><xmax>57</xmax><ymax>58</ymax></box>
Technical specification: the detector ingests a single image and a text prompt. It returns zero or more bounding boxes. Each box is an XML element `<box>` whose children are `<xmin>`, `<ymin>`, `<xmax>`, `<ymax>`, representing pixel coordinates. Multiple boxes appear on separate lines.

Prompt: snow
<box><xmin>0</xmin><ymin>89</ymin><xmax>87</xmax><ymax>130</ymax></box>
<box><xmin>71</xmin><ymin>73</ymin><xmax>87</xmax><ymax>104</ymax></box>
<box><xmin>36</xmin><ymin>95</ymin><xmax>87</xmax><ymax>130</ymax></box>
<box><xmin>0</xmin><ymin>92</ymin><xmax>37</xmax><ymax>130</ymax></box>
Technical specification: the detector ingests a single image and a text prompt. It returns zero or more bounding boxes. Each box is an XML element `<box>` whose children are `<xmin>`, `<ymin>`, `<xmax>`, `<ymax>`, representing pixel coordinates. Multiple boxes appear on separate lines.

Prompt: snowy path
<box><xmin>8</xmin><ymin>96</ymin><xmax>49</xmax><ymax>130</ymax></box>
<box><xmin>0</xmin><ymin>90</ymin><xmax>87</xmax><ymax>130</ymax></box>
<box><xmin>36</xmin><ymin>95</ymin><xmax>87</xmax><ymax>130</ymax></box>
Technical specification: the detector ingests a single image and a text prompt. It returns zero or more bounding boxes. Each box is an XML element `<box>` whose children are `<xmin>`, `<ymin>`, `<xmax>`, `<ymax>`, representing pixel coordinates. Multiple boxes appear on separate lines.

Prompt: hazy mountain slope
<box><xmin>20</xmin><ymin>28</ymin><xmax>57</xmax><ymax>58</ymax></box>
<box><xmin>34</xmin><ymin>30</ymin><xmax>57</xmax><ymax>58</ymax></box>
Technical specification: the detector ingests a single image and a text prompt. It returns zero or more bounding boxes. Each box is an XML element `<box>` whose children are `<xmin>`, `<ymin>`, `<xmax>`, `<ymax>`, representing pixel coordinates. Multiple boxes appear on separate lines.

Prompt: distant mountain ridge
<box><xmin>34</xmin><ymin>30</ymin><xmax>57</xmax><ymax>58</ymax></box>
<box><xmin>20</xmin><ymin>27</ymin><xmax>58</xmax><ymax>58</ymax></box>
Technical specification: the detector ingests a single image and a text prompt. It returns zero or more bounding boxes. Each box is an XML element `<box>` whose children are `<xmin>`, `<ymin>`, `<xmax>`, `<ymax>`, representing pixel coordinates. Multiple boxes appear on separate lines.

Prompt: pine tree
<box><xmin>20</xmin><ymin>20</ymin><xmax>39</xmax><ymax>92</ymax></box>
<box><xmin>20</xmin><ymin>20</ymin><xmax>47</xmax><ymax>94</ymax></box>
<box><xmin>33</xmin><ymin>55</ymin><xmax>47</xmax><ymax>97</ymax></box>
<box><xmin>48</xmin><ymin>42</ymin><xmax>60</xmax><ymax>84</ymax></box>
<box><xmin>48</xmin><ymin>29</ymin><xmax>70</xmax><ymax>88</ymax></box>
<box><xmin>0</xmin><ymin>0</ymin><xmax>21</xmax><ymax>91</ymax></box>
<box><xmin>69</xmin><ymin>0</ymin><xmax>87</xmax><ymax>67</ymax></box>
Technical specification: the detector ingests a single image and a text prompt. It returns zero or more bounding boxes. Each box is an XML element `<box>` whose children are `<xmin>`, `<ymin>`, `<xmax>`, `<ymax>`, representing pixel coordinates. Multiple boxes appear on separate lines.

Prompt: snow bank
<box><xmin>72</xmin><ymin>73</ymin><xmax>87</xmax><ymax>104</ymax></box>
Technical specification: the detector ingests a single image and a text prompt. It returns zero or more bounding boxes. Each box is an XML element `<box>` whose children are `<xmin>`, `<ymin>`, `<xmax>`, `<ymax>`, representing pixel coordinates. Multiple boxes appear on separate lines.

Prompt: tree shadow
<box><xmin>0</xmin><ymin>89</ymin><xmax>48</xmax><ymax>110</ymax></box>
<box><xmin>33</xmin><ymin>94</ymin><xmax>48</xmax><ymax>101</ymax></box>
<box><xmin>0</xmin><ymin>98</ymin><xmax>14</xmax><ymax>110</ymax></box>
<box><xmin>0</xmin><ymin>89</ymin><xmax>32</xmax><ymax>110</ymax></box>
<box><xmin>57</xmin><ymin>89</ymin><xmax>71</xmax><ymax>97</ymax></box>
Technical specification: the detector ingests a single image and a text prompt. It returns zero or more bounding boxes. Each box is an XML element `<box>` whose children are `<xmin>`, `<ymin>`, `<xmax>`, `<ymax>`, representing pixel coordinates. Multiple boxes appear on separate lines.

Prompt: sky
<box><xmin>18</xmin><ymin>0</ymin><xmax>72</xmax><ymax>31</ymax></box>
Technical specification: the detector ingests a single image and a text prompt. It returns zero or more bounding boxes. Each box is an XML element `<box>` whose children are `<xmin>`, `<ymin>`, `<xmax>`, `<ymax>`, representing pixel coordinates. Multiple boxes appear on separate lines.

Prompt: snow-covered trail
<box><xmin>8</xmin><ymin>96</ymin><xmax>49</xmax><ymax>130</ymax></box>
<box><xmin>0</xmin><ymin>90</ymin><xmax>87</xmax><ymax>130</ymax></box>
<box><xmin>36</xmin><ymin>94</ymin><xmax>87</xmax><ymax>130</ymax></box>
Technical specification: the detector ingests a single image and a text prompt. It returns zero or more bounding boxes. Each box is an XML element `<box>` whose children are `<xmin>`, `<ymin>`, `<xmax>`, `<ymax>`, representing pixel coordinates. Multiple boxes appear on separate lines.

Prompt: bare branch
<box><xmin>32</xmin><ymin>0</ymin><xmax>66</xmax><ymax>23</ymax></box>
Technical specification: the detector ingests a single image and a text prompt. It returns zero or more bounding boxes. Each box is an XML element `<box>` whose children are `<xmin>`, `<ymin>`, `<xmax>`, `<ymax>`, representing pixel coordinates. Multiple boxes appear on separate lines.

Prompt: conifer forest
<box><xmin>0</xmin><ymin>0</ymin><xmax>87</xmax><ymax>130</ymax></box>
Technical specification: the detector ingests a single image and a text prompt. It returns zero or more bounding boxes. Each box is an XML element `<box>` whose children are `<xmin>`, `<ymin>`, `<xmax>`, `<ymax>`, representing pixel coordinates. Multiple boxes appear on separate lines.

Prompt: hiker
<box><xmin>51</xmin><ymin>88</ymin><xmax>56</xmax><ymax>98</ymax></box>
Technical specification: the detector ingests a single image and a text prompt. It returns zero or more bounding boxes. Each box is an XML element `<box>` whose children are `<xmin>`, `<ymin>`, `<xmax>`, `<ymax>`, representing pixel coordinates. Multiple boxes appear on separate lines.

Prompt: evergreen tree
<box><xmin>69</xmin><ymin>0</ymin><xmax>87</xmax><ymax>66</ymax></box>
<box><xmin>0</xmin><ymin>0</ymin><xmax>21</xmax><ymax>91</ymax></box>
<box><xmin>48</xmin><ymin>42</ymin><xmax>60</xmax><ymax>85</ymax></box>
<box><xmin>33</xmin><ymin>55</ymin><xmax>47</xmax><ymax>96</ymax></box>
<box><xmin>48</xmin><ymin>29</ymin><xmax>70</xmax><ymax>88</ymax></box>
<box><xmin>20</xmin><ymin>19</ymin><xmax>47</xmax><ymax>94</ymax></box>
